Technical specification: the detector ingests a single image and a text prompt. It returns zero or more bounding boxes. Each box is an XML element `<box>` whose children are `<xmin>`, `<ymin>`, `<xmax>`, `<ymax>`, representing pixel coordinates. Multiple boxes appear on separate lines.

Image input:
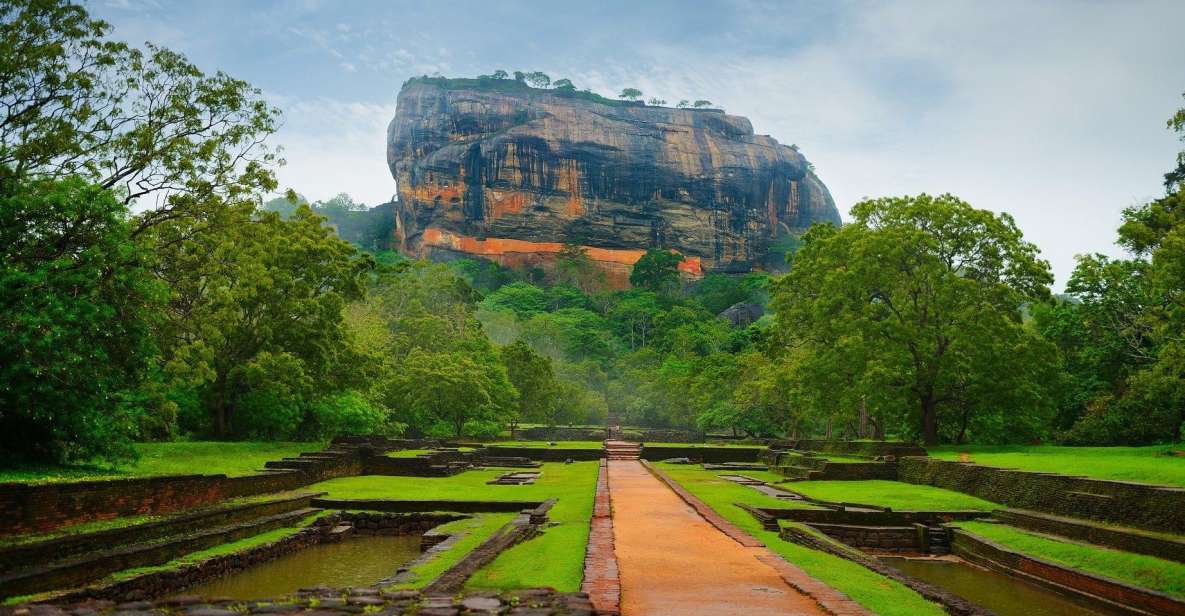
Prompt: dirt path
<box><xmin>609</xmin><ymin>460</ymin><xmax>826</xmax><ymax>616</ymax></box>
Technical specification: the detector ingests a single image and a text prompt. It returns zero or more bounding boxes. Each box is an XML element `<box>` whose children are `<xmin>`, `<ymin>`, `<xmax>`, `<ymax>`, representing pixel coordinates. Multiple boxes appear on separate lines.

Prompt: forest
<box><xmin>2</xmin><ymin>0</ymin><xmax>1184</xmax><ymax>466</ymax></box>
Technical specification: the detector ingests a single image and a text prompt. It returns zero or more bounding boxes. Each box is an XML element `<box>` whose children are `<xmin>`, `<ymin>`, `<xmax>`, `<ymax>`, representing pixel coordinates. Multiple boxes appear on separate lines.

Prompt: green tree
<box><xmin>0</xmin><ymin>0</ymin><xmax>279</xmax><ymax>225</ymax></box>
<box><xmin>619</xmin><ymin>88</ymin><xmax>643</xmax><ymax>101</ymax></box>
<box><xmin>676</xmin><ymin>100</ymin><xmax>690</xmax><ymax>108</ymax></box>
<box><xmin>1166</xmin><ymin>91</ymin><xmax>1185</xmax><ymax>190</ymax></box>
<box><xmin>555</xmin><ymin>243</ymin><xmax>604</xmax><ymax>292</ymax></box>
<box><xmin>0</xmin><ymin>174</ymin><xmax>161</xmax><ymax>463</ymax></box>
<box><xmin>481</xmin><ymin>281</ymin><xmax>550</xmax><ymax>318</ymax></box>
<box><xmin>693</xmin><ymin>100</ymin><xmax>713</xmax><ymax>108</ymax></box>
<box><xmin>553</xmin><ymin>78</ymin><xmax>576</xmax><ymax>92</ymax></box>
<box><xmin>629</xmin><ymin>248</ymin><xmax>683</xmax><ymax>293</ymax></box>
<box><xmin>525</xmin><ymin>71</ymin><xmax>550</xmax><ymax>88</ymax></box>
<box><xmin>772</xmin><ymin>194</ymin><xmax>1057</xmax><ymax>445</ymax></box>
<box><xmin>150</xmin><ymin>204</ymin><xmax>372</xmax><ymax>437</ymax></box>
<box><xmin>609</xmin><ymin>292</ymin><xmax>663</xmax><ymax>350</ymax></box>
<box><xmin>502</xmin><ymin>340</ymin><xmax>560</xmax><ymax>430</ymax></box>
<box><xmin>647</xmin><ymin>98</ymin><xmax>666</xmax><ymax>106</ymax></box>
<box><xmin>491</xmin><ymin>69</ymin><xmax>508</xmax><ymax>80</ymax></box>
<box><xmin>384</xmin><ymin>349</ymin><xmax>515</xmax><ymax>437</ymax></box>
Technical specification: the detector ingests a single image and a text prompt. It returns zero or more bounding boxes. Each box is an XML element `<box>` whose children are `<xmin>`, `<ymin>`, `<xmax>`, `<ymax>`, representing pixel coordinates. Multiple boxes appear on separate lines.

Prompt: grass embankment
<box><xmin>0</xmin><ymin>491</ymin><xmax>312</xmax><ymax>548</ymax></box>
<box><xmin>954</xmin><ymin>521</ymin><xmax>1185</xmax><ymax>598</ymax></box>
<box><xmin>310</xmin><ymin>462</ymin><xmax>599</xmax><ymax>591</ymax></box>
<box><xmin>787</xmin><ymin>480</ymin><xmax>999</xmax><ymax>511</ymax></box>
<box><xmin>928</xmin><ymin>444</ymin><xmax>1185</xmax><ymax>487</ymax></box>
<box><xmin>0</xmin><ymin>442</ymin><xmax>323</xmax><ymax>484</ymax></box>
<box><xmin>654</xmin><ymin>463</ymin><xmax>945</xmax><ymax>616</ymax></box>
<box><xmin>387</xmin><ymin>514</ymin><xmax>515</xmax><ymax>589</ymax></box>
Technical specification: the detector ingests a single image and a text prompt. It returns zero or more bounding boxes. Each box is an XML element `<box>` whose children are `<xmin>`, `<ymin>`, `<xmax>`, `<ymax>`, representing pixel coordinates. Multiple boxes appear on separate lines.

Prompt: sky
<box><xmin>89</xmin><ymin>0</ymin><xmax>1185</xmax><ymax>289</ymax></box>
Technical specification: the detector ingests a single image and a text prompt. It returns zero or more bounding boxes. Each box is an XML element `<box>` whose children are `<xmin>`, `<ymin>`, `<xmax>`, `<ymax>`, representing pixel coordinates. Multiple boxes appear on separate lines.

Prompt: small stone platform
<box><xmin>487</xmin><ymin>471</ymin><xmax>542</xmax><ymax>485</ymax></box>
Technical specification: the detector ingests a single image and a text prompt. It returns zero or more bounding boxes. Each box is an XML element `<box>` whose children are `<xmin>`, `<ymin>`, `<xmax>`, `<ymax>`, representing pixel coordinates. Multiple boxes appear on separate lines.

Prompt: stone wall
<box><xmin>639</xmin><ymin>446</ymin><xmax>762</xmax><ymax>463</ymax></box>
<box><xmin>993</xmin><ymin>509</ymin><xmax>1185</xmax><ymax>564</ymax></box>
<box><xmin>774</xmin><ymin>440</ymin><xmax>927</xmax><ymax>458</ymax></box>
<box><xmin>0</xmin><ymin>493</ymin><xmax>319</xmax><ymax>573</ymax></box>
<box><xmin>899</xmin><ymin>458</ymin><xmax>1185</xmax><ymax>534</ymax></box>
<box><xmin>482</xmin><ymin>446</ymin><xmax>603</xmax><ymax>461</ymax></box>
<box><xmin>951</xmin><ymin>528</ymin><xmax>1185</xmax><ymax>616</ymax></box>
<box><xmin>813</xmin><ymin>462</ymin><xmax>897</xmax><ymax>481</ymax></box>
<box><xmin>0</xmin><ymin>454</ymin><xmax>362</xmax><ymax>538</ymax></box>
<box><xmin>805</xmin><ymin>523</ymin><xmax>921</xmax><ymax>553</ymax></box>
<box><xmin>5</xmin><ymin>588</ymin><xmax>599</xmax><ymax>616</ymax></box>
<box><xmin>517</xmin><ymin>427</ymin><xmax>606</xmax><ymax>441</ymax></box>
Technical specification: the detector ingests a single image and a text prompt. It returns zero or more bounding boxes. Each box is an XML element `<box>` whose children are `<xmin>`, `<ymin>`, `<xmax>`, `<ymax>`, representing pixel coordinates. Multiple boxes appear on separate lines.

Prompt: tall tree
<box><xmin>149</xmin><ymin>204</ymin><xmax>372</xmax><ymax>437</ymax></box>
<box><xmin>502</xmin><ymin>340</ymin><xmax>560</xmax><ymax>430</ymax></box>
<box><xmin>772</xmin><ymin>194</ymin><xmax>1057</xmax><ymax>445</ymax></box>
<box><xmin>0</xmin><ymin>174</ymin><xmax>161</xmax><ymax>462</ymax></box>
<box><xmin>0</xmin><ymin>0</ymin><xmax>279</xmax><ymax>226</ymax></box>
<box><xmin>630</xmin><ymin>248</ymin><xmax>683</xmax><ymax>293</ymax></box>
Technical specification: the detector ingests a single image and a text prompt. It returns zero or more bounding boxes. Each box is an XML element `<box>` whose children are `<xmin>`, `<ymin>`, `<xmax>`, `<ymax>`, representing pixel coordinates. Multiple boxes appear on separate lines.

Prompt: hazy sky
<box><xmin>89</xmin><ymin>0</ymin><xmax>1185</xmax><ymax>288</ymax></box>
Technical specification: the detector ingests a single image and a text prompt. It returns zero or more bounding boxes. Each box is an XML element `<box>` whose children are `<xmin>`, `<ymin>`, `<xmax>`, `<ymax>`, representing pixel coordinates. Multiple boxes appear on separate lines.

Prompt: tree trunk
<box><xmin>214</xmin><ymin>374</ymin><xmax>229</xmax><ymax>438</ymax></box>
<box><xmin>922</xmin><ymin>397</ymin><xmax>939</xmax><ymax>446</ymax></box>
<box><xmin>859</xmin><ymin>397</ymin><xmax>869</xmax><ymax>439</ymax></box>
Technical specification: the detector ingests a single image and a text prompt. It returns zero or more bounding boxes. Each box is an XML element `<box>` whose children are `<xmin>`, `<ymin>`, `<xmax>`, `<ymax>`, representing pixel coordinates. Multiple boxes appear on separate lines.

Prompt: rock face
<box><xmin>387</xmin><ymin>79</ymin><xmax>840</xmax><ymax>285</ymax></box>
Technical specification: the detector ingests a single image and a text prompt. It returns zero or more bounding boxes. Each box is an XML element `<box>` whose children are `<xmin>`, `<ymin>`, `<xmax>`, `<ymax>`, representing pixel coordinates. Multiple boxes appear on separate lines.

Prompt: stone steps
<box><xmin>605</xmin><ymin>441</ymin><xmax>641</xmax><ymax>461</ymax></box>
<box><xmin>0</xmin><ymin>507</ymin><xmax>322</xmax><ymax>599</ymax></box>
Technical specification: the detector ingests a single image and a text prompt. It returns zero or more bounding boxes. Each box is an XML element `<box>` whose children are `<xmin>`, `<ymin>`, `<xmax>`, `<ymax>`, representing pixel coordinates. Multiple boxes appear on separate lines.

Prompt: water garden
<box><xmin>3</xmin><ymin>435</ymin><xmax>1185</xmax><ymax>615</ymax></box>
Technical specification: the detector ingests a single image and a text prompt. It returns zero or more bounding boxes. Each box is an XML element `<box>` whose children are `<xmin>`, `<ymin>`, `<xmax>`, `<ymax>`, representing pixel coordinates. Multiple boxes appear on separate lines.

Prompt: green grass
<box><xmin>0</xmin><ymin>442</ymin><xmax>323</xmax><ymax>484</ymax></box>
<box><xmin>310</xmin><ymin>462</ymin><xmax>599</xmax><ymax>591</ymax></box>
<box><xmin>655</xmin><ymin>464</ymin><xmax>944</xmax><ymax>616</ymax></box>
<box><xmin>387</xmin><ymin>514</ymin><xmax>515</xmax><ymax>590</ymax></box>
<box><xmin>928</xmin><ymin>444</ymin><xmax>1185</xmax><ymax>487</ymax></box>
<box><xmin>786</xmin><ymin>480</ymin><xmax>999</xmax><ymax>512</ymax></box>
<box><xmin>954</xmin><ymin>521</ymin><xmax>1185</xmax><ymax>598</ymax></box>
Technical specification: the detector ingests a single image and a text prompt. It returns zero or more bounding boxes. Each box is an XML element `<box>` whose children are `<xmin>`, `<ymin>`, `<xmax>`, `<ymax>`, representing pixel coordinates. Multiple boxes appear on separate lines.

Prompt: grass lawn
<box><xmin>655</xmin><ymin>463</ymin><xmax>944</xmax><ymax>616</ymax></box>
<box><xmin>388</xmin><ymin>514</ymin><xmax>515</xmax><ymax>590</ymax></box>
<box><xmin>928</xmin><ymin>444</ymin><xmax>1185</xmax><ymax>487</ymax></box>
<box><xmin>310</xmin><ymin>462</ymin><xmax>599</xmax><ymax>591</ymax></box>
<box><xmin>954</xmin><ymin>521</ymin><xmax>1185</xmax><ymax>598</ymax></box>
<box><xmin>0</xmin><ymin>442</ymin><xmax>323</xmax><ymax>484</ymax></box>
<box><xmin>786</xmin><ymin>480</ymin><xmax>999</xmax><ymax>512</ymax></box>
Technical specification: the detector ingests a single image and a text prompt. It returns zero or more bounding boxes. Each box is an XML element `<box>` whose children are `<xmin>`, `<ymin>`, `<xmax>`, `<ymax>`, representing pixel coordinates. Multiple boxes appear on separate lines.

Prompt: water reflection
<box><xmin>182</xmin><ymin>535</ymin><xmax>422</xmax><ymax>599</ymax></box>
<box><xmin>880</xmin><ymin>557</ymin><xmax>1125</xmax><ymax>616</ymax></box>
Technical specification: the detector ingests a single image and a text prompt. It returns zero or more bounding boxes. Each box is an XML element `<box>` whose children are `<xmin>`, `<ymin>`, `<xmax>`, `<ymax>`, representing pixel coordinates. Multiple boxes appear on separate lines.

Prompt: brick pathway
<box><xmin>645</xmin><ymin>462</ymin><xmax>873</xmax><ymax>616</ymax></box>
<box><xmin>609</xmin><ymin>460</ymin><xmax>827</xmax><ymax>616</ymax></box>
<box><xmin>582</xmin><ymin>460</ymin><xmax>620</xmax><ymax>615</ymax></box>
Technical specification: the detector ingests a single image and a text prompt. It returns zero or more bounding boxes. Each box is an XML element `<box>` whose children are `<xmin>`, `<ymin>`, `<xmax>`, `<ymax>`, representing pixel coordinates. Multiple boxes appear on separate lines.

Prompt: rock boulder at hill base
<box><xmin>387</xmin><ymin>78</ymin><xmax>841</xmax><ymax>286</ymax></box>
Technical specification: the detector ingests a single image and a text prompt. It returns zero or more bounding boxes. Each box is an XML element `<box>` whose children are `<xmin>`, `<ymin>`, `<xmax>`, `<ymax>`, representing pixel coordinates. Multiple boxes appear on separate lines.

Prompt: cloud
<box><xmin>555</xmin><ymin>1</ymin><xmax>1185</xmax><ymax>288</ymax></box>
<box><xmin>268</xmin><ymin>97</ymin><xmax>396</xmax><ymax>206</ymax></box>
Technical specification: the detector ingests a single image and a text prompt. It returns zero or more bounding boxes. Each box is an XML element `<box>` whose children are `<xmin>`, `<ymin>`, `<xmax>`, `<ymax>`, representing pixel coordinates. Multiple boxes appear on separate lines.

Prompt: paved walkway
<box><xmin>609</xmin><ymin>460</ymin><xmax>826</xmax><ymax>616</ymax></box>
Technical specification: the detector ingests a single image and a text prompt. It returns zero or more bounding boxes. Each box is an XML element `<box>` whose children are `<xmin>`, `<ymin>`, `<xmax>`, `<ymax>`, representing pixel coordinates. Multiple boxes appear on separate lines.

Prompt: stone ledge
<box><xmin>1</xmin><ymin>588</ymin><xmax>600</xmax><ymax>616</ymax></box>
<box><xmin>581</xmin><ymin>460</ymin><xmax>619</xmax><ymax>615</ymax></box>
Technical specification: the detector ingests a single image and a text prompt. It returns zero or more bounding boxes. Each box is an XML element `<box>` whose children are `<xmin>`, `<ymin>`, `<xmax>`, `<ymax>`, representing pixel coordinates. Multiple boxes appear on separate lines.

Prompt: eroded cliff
<box><xmin>387</xmin><ymin>78</ymin><xmax>840</xmax><ymax>285</ymax></box>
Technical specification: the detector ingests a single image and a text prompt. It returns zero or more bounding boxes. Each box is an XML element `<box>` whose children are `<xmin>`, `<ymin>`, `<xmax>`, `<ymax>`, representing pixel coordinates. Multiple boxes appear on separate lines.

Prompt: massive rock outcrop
<box><xmin>387</xmin><ymin>78</ymin><xmax>840</xmax><ymax>285</ymax></box>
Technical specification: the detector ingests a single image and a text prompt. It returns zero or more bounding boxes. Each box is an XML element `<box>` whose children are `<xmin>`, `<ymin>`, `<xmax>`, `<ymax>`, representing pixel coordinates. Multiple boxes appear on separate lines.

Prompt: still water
<box><xmin>880</xmin><ymin>557</ymin><xmax>1126</xmax><ymax>616</ymax></box>
<box><xmin>182</xmin><ymin>535</ymin><xmax>422</xmax><ymax>599</ymax></box>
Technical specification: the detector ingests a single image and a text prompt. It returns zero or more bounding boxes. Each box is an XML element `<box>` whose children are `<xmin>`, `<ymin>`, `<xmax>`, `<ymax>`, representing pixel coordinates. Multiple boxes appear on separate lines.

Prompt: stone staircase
<box><xmin>605</xmin><ymin>440</ymin><xmax>641</xmax><ymax>460</ymax></box>
<box><xmin>481</xmin><ymin>456</ymin><xmax>543</xmax><ymax>469</ymax></box>
<box><xmin>0</xmin><ymin>494</ymin><xmax>324</xmax><ymax>599</ymax></box>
